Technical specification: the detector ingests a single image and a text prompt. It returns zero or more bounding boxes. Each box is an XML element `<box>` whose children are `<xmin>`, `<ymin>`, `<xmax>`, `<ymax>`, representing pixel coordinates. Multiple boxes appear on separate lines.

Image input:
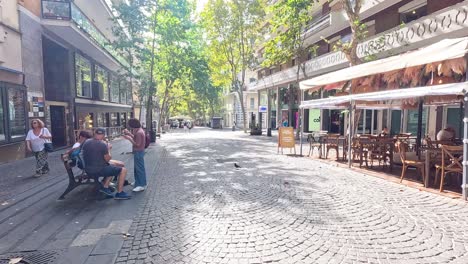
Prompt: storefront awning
<box><xmin>300</xmin><ymin>82</ymin><xmax>468</xmax><ymax>109</ymax></box>
<box><xmin>300</xmin><ymin>37</ymin><xmax>468</xmax><ymax>90</ymax></box>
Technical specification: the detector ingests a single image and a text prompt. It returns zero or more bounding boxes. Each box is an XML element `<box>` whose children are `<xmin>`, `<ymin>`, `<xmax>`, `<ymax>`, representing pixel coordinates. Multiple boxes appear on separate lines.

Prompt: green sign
<box><xmin>308</xmin><ymin>109</ymin><xmax>321</xmax><ymax>131</ymax></box>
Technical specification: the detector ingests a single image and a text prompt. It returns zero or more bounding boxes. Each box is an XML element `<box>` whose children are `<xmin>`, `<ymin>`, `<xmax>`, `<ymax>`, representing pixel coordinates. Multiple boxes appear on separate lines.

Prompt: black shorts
<box><xmin>89</xmin><ymin>165</ymin><xmax>122</xmax><ymax>178</ymax></box>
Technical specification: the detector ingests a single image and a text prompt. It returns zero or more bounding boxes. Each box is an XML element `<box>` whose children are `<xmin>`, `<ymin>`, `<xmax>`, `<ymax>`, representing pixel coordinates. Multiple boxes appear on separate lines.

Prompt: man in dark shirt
<box><xmin>82</xmin><ymin>128</ymin><xmax>131</xmax><ymax>200</ymax></box>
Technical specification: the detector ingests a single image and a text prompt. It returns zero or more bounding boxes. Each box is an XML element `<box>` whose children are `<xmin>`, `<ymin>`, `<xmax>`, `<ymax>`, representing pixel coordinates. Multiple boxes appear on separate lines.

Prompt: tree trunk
<box><xmin>237</xmin><ymin>90</ymin><xmax>247</xmax><ymax>133</ymax></box>
<box><xmin>157</xmin><ymin>85</ymin><xmax>170</xmax><ymax>133</ymax></box>
<box><xmin>353</xmin><ymin>109</ymin><xmax>362</xmax><ymax>134</ymax></box>
<box><xmin>146</xmin><ymin>16</ymin><xmax>157</xmax><ymax>134</ymax></box>
<box><xmin>288</xmin><ymin>83</ymin><xmax>294</xmax><ymax>128</ymax></box>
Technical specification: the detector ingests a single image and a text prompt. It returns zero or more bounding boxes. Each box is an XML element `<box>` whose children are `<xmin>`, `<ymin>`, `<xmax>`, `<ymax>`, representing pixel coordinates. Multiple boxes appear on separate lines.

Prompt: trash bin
<box><xmin>232</xmin><ymin>126</ymin><xmax>235</xmax><ymax>131</ymax></box>
<box><xmin>267</xmin><ymin>128</ymin><xmax>272</xmax><ymax>137</ymax></box>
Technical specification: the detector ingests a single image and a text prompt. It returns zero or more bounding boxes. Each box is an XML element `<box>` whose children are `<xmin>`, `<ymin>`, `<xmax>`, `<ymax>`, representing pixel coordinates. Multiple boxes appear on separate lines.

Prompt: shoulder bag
<box><xmin>42</xmin><ymin>128</ymin><xmax>54</xmax><ymax>152</ymax></box>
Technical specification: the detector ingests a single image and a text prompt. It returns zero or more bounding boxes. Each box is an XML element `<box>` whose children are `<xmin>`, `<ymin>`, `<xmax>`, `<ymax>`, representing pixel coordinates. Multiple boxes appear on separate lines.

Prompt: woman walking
<box><xmin>26</xmin><ymin>119</ymin><xmax>52</xmax><ymax>177</ymax></box>
<box><xmin>123</xmin><ymin>118</ymin><xmax>147</xmax><ymax>192</ymax></box>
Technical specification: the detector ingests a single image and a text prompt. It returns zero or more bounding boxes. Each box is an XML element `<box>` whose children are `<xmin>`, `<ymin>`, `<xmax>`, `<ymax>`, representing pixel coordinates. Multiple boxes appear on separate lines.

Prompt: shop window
<box><xmin>96</xmin><ymin>112</ymin><xmax>107</xmax><ymax>127</ymax></box>
<box><xmin>120</xmin><ymin>113</ymin><xmax>127</xmax><ymax>128</ymax></box>
<box><xmin>120</xmin><ymin>80</ymin><xmax>128</xmax><ymax>105</ymax></box>
<box><xmin>110</xmin><ymin>75</ymin><xmax>120</xmax><ymax>103</ymax></box>
<box><xmin>357</xmin><ymin>110</ymin><xmax>377</xmax><ymax>134</ymax></box>
<box><xmin>127</xmin><ymin>84</ymin><xmax>132</xmax><ymax>105</ymax></box>
<box><xmin>406</xmin><ymin>107</ymin><xmax>428</xmax><ymax>136</ymax></box>
<box><xmin>0</xmin><ymin>83</ymin><xmax>26</xmax><ymax>143</ymax></box>
<box><xmin>77</xmin><ymin>112</ymin><xmax>93</xmax><ymax>129</ymax></box>
<box><xmin>110</xmin><ymin>113</ymin><xmax>119</xmax><ymax>127</ymax></box>
<box><xmin>446</xmin><ymin>107</ymin><xmax>462</xmax><ymax>138</ymax></box>
<box><xmin>8</xmin><ymin>88</ymin><xmax>27</xmax><ymax>139</ymax></box>
<box><xmin>390</xmin><ymin>110</ymin><xmax>402</xmax><ymax>135</ymax></box>
<box><xmin>94</xmin><ymin>65</ymin><xmax>109</xmax><ymax>101</ymax></box>
<box><xmin>382</xmin><ymin>109</ymin><xmax>388</xmax><ymax>131</ymax></box>
<box><xmin>75</xmin><ymin>54</ymin><xmax>92</xmax><ymax>98</ymax></box>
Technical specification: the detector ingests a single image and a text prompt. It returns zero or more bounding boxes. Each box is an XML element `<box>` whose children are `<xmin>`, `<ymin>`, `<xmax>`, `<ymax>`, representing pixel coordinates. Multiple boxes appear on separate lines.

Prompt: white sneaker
<box><xmin>132</xmin><ymin>186</ymin><xmax>146</xmax><ymax>192</ymax></box>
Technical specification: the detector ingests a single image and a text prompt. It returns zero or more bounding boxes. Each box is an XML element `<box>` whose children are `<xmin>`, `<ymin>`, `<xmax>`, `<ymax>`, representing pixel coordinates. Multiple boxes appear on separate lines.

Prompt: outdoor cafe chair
<box><xmin>436</xmin><ymin>145</ymin><xmax>463</xmax><ymax>192</ymax></box>
<box><xmin>369</xmin><ymin>138</ymin><xmax>393</xmax><ymax>169</ymax></box>
<box><xmin>324</xmin><ymin>133</ymin><xmax>341</xmax><ymax>160</ymax></box>
<box><xmin>307</xmin><ymin>133</ymin><xmax>322</xmax><ymax>157</ymax></box>
<box><xmin>396</xmin><ymin>141</ymin><xmax>426</xmax><ymax>184</ymax></box>
<box><xmin>351</xmin><ymin>136</ymin><xmax>370</xmax><ymax>168</ymax></box>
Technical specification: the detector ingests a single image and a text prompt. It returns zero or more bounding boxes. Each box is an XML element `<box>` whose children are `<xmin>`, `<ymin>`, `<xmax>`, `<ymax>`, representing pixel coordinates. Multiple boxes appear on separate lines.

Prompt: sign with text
<box><xmin>278</xmin><ymin>127</ymin><xmax>295</xmax><ymax>150</ymax></box>
<box><xmin>259</xmin><ymin>105</ymin><xmax>268</xmax><ymax>113</ymax></box>
<box><xmin>308</xmin><ymin>109</ymin><xmax>321</xmax><ymax>131</ymax></box>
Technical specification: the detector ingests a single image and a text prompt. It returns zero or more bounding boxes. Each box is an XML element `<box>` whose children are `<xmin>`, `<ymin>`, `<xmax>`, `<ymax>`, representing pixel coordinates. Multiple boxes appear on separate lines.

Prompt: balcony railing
<box><xmin>248</xmin><ymin>1</ymin><xmax>468</xmax><ymax>90</ymax></box>
<box><xmin>304</xmin><ymin>13</ymin><xmax>331</xmax><ymax>37</ymax></box>
<box><xmin>41</xmin><ymin>0</ymin><xmax>129</xmax><ymax>68</ymax></box>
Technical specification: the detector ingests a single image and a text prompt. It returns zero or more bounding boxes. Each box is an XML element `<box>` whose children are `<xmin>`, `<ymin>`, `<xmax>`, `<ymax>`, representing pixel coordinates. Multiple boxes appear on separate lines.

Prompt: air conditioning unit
<box><xmin>92</xmin><ymin>81</ymin><xmax>104</xmax><ymax>100</ymax></box>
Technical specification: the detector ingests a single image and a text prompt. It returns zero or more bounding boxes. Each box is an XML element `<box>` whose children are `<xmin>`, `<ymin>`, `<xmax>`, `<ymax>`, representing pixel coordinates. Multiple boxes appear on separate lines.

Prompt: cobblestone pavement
<box><xmin>115</xmin><ymin>128</ymin><xmax>468</xmax><ymax>264</ymax></box>
<box><xmin>0</xmin><ymin>138</ymin><xmax>152</xmax><ymax>263</ymax></box>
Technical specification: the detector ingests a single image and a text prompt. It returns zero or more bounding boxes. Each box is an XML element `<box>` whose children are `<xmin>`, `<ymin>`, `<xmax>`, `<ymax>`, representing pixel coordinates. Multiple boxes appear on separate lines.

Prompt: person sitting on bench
<box><xmin>66</xmin><ymin>130</ymin><xmax>92</xmax><ymax>174</ymax></box>
<box><xmin>82</xmin><ymin>128</ymin><xmax>131</xmax><ymax>200</ymax></box>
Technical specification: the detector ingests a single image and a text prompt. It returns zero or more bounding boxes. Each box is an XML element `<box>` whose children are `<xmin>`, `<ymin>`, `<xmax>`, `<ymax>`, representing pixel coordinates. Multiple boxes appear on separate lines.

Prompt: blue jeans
<box><xmin>134</xmin><ymin>150</ymin><xmax>147</xmax><ymax>187</ymax></box>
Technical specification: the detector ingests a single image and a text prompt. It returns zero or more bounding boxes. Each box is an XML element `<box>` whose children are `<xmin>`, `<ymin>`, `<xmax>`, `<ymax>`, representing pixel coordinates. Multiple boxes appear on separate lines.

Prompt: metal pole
<box><xmin>300</xmin><ymin>89</ymin><xmax>304</xmax><ymax>156</ymax></box>
<box><xmin>267</xmin><ymin>89</ymin><xmax>272</xmax><ymax>136</ymax></box>
<box><xmin>348</xmin><ymin>101</ymin><xmax>354</xmax><ymax>168</ymax></box>
<box><xmin>416</xmin><ymin>99</ymin><xmax>423</xmax><ymax>158</ymax></box>
<box><xmin>459</xmin><ymin>101</ymin><xmax>464</xmax><ymax>138</ymax></box>
<box><xmin>462</xmin><ymin>94</ymin><xmax>468</xmax><ymax>200</ymax></box>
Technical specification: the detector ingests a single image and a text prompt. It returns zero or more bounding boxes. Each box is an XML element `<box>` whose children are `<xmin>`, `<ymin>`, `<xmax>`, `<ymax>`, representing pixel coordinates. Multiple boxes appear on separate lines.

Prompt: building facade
<box><xmin>0</xmin><ymin>1</ymin><xmax>27</xmax><ymax>162</ymax></box>
<box><xmin>223</xmin><ymin>90</ymin><xmax>260</xmax><ymax>129</ymax></box>
<box><xmin>0</xmin><ymin>0</ymin><xmax>134</xmax><ymax>163</ymax></box>
<box><xmin>249</xmin><ymin>0</ymin><xmax>467</xmax><ymax>138</ymax></box>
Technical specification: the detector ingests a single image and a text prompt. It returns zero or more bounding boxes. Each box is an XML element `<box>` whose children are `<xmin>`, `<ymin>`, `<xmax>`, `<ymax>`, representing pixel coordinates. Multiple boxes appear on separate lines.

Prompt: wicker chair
<box><xmin>396</xmin><ymin>141</ymin><xmax>425</xmax><ymax>183</ymax></box>
<box><xmin>436</xmin><ymin>145</ymin><xmax>463</xmax><ymax>192</ymax></box>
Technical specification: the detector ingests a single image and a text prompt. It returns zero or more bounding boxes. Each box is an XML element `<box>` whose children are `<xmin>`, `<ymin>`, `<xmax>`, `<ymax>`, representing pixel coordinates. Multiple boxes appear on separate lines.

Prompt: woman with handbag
<box><xmin>26</xmin><ymin>119</ymin><xmax>53</xmax><ymax>177</ymax></box>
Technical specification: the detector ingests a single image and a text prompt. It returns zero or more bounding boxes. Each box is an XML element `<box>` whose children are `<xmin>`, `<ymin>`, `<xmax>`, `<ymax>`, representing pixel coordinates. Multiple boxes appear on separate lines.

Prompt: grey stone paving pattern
<box><xmin>116</xmin><ymin>128</ymin><xmax>468</xmax><ymax>264</ymax></box>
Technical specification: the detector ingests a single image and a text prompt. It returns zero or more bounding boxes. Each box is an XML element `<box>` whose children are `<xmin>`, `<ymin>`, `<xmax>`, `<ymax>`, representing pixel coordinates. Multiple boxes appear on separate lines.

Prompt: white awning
<box><xmin>300</xmin><ymin>95</ymin><xmax>351</xmax><ymax>109</ymax></box>
<box><xmin>300</xmin><ymin>82</ymin><xmax>468</xmax><ymax>109</ymax></box>
<box><xmin>300</xmin><ymin>37</ymin><xmax>468</xmax><ymax>90</ymax></box>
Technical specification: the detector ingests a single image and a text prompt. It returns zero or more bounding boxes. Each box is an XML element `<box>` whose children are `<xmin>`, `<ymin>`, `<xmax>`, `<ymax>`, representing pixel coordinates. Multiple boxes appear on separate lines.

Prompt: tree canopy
<box><xmin>201</xmin><ymin>0</ymin><xmax>265</xmax><ymax>131</ymax></box>
<box><xmin>113</xmin><ymin>0</ymin><xmax>222</xmax><ymax>129</ymax></box>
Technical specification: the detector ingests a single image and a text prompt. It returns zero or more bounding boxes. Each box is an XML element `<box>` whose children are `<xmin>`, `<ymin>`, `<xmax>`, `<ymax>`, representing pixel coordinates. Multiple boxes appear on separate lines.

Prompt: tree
<box><xmin>143</xmin><ymin>0</ymin><xmax>196</xmax><ymax>132</ymax></box>
<box><xmin>335</xmin><ymin>0</ymin><xmax>365</xmax><ymax>66</ymax></box>
<box><xmin>331</xmin><ymin>0</ymin><xmax>366</xmax><ymax>136</ymax></box>
<box><xmin>201</xmin><ymin>0</ymin><xmax>265</xmax><ymax>132</ymax></box>
<box><xmin>262</xmin><ymin>0</ymin><xmax>318</xmax><ymax>147</ymax></box>
<box><xmin>188</xmin><ymin>51</ymin><xmax>223</xmax><ymax>120</ymax></box>
<box><xmin>112</xmin><ymin>0</ymin><xmax>157</xmax><ymax>132</ymax></box>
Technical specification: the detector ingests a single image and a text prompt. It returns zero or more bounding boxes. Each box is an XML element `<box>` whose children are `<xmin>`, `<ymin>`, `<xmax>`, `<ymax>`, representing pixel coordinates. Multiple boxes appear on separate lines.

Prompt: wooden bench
<box><xmin>59</xmin><ymin>153</ymin><xmax>103</xmax><ymax>200</ymax></box>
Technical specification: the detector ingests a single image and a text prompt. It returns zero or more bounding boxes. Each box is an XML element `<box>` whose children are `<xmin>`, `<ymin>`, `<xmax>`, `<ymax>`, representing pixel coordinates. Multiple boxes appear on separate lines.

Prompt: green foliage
<box><xmin>112</xmin><ymin>0</ymin><xmax>222</xmax><ymax>125</ymax></box>
<box><xmin>201</xmin><ymin>0</ymin><xmax>265</xmax><ymax>131</ymax></box>
<box><xmin>262</xmin><ymin>0</ymin><xmax>317</xmax><ymax>68</ymax></box>
<box><xmin>201</xmin><ymin>0</ymin><xmax>264</xmax><ymax>88</ymax></box>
